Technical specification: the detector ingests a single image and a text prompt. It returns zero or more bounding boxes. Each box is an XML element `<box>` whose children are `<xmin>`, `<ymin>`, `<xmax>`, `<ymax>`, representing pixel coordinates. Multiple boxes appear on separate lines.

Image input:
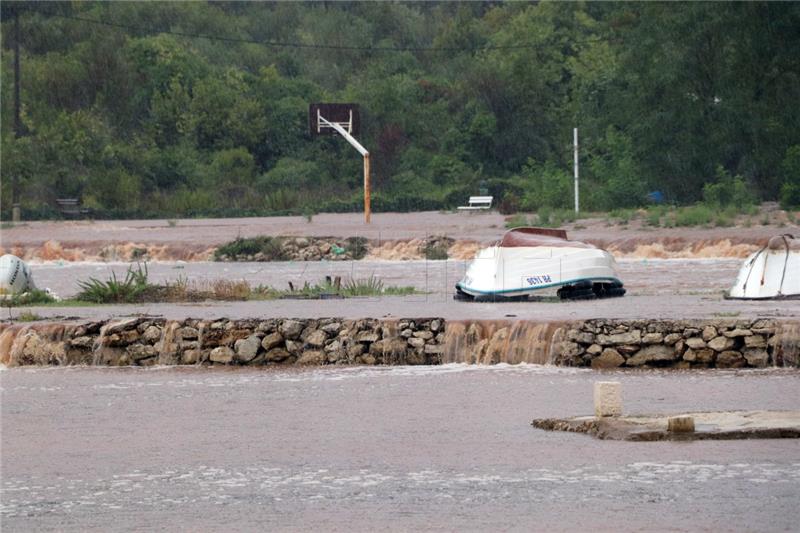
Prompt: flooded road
<box><xmin>2</xmin><ymin>365</ymin><xmax>799</xmax><ymax>531</ymax></box>
<box><xmin>28</xmin><ymin>258</ymin><xmax>740</xmax><ymax>299</ymax></box>
<box><xmin>16</xmin><ymin>258</ymin><xmax>800</xmax><ymax>322</ymax></box>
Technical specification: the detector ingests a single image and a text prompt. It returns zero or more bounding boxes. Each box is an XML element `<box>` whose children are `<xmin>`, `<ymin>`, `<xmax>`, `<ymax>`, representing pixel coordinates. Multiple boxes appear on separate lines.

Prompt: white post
<box><xmin>573</xmin><ymin>127</ymin><xmax>579</xmax><ymax>214</ymax></box>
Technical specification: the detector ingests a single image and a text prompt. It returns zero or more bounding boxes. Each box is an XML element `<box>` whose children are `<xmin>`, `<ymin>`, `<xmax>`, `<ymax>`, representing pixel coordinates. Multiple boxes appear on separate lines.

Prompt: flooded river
<box><xmin>2</xmin><ymin>365</ymin><xmax>799</xmax><ymax>531</ymax></box>
<box><xmin>26</xmin><ymin>258</ymin><xmax>739</xmax><ymax>298</ymax></box>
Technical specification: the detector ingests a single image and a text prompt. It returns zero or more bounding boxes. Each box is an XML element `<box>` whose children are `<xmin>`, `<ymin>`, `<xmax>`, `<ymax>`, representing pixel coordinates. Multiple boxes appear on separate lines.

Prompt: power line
<box><xmin>54</xmin><ymin>13</ymin><xmax>608</xmax><ymax>52</ymax></box>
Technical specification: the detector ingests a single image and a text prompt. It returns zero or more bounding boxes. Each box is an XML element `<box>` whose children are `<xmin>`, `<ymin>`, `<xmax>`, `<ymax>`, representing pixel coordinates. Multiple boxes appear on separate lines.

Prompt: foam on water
<box><xmin>4</xmin><ymin>461</ymin><xmax>799</xmax><ymax>519</ymax></box>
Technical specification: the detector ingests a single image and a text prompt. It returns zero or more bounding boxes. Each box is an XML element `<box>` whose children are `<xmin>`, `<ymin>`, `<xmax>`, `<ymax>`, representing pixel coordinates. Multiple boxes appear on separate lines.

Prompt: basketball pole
<box><xmin>364</xmin><ymin>153</ymin><xmax>371</xmax><ymax>224</ymax></box>
<box><xmin>318</xmin><ymin>115</ymin><xmax>371</xmax><ymax>224</ymax></box>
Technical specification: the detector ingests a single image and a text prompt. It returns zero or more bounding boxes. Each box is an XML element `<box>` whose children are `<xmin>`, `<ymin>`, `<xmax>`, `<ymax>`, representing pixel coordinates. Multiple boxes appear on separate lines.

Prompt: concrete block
<box><xmin>668</xmin><ymin>416</ymin><xmax>695</xmax><ymax>433</ymax></box>
<box><xmin>594</xmin><ymin>381</ymin><xmax>622</xmax><ymax>417</ymax></box>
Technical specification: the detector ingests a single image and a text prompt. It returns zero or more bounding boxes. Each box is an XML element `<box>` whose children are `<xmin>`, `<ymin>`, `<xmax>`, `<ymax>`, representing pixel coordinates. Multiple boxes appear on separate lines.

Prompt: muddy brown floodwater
<box><xmin>2</xmin><ymin>365</ymin><xmax>799</xmax><ymax>532</ymax></box>
<box><xmin>14</xmin><ymin>258</ymin><xmax>800</xmax><ymax>322</ymax></box>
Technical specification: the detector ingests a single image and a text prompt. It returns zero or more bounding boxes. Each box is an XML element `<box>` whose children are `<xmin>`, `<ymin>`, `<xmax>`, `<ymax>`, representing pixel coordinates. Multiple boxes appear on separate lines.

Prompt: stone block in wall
<box><xmin>210</xmin><ymin>346</ymin><xmax>234</xmax><ymax>364</ymax></box>
<box><xmin>625</xmin><ymin>344</ymin><xmax>676</xmax><ymax>366</ymax></box>
<box><xmin>297</xmin><ymin>350</ymin><xmax>325</xmax><ymax>365</ymax></box>
<box><xmin>716</xmin><ymin>350</ymin><xmax>746</xmax><ymax>368</ymax></box>
<box><xmin>683</xmin><ymin>348</ymin><xmax>715</xmax><ymax>364</ymax></box>
<box><xmin>266</xmin><ymin>348</ymin><xmax>291</xmax><ymax>363</ymax></box>
<box><xmin>586</xmin><ymin>344</ymin><xmax>603</xmax><ymax>355</ymax></box>
<box><xmin>591</xmin><ymin>348</ymin><xmax>625</xmax><ymax>369</ymax></box>
<box><xmin>305</xmin><ymin>329</ymin><xmax>327</xmax><ymax>348</ymax></box>
<box><xmin>261</xmin><ymin>332</ymin><xmax>283</xmax><ymax>351</ymax></box>
<box><xmin>142</xmin><ymin>326</ymin><xmax>162</xmax><ymax>344</ymax></box>
<box><xmin>127</xmin><ymin>344</ymin><xmax>156</xmax><ymax>361</ymax></box>
<box><xmin>744</xmin><ymin>335</ymin><xmax>767</xmax><ymax>348</ymax></box>
<box><xmin>743</xmin><ymin>349</ymin><xmax>769</xmax><ymax>367</ymax></box>
<box><xmin>642</xmin><ymin>333</ymin><xmax>663</xmax><ymax>345</ymax></box>
<box><xmin>279</xmin><ymin>320</ymin><xmax>305</xmax><ymax>339</ymax></box>
<box><xmin>685</xmin><ymin>337</ymin><xmax>706</xmax><ymax>350</ymax></box>
<box><xmin>356</xmin><ymin>331</ymin><xmax>380</xmax><ymax>343</ymax></box>
<box><xmin>181</xmin><ymin>349</ymin><xmax>202</xmax><ymax>365</ymax></box>
<box><xmin>707</xmin><ymin>336</ymin><xmax>735</xmax><ymax>352</ymax></box>
<box><xmin>663</xmin><ymin>333</ymin><xmax>682</xmax><ymax>345</ymax></box>
<box><xmin>723</xmin><ymin>328</ymin><xmax>752</xmax><ymax>338</ymax></box>
<box><xmin>234</xmin><ymin>335</ymin><xmax>262</xmax><ymax>363</ymax></box>
<box><xmin>701</xmin><ymin>326</ymin><xmax>717</xmax><ymax>342</ymax></box>
<box><xmin>596</xmin><ymin>330</ymin><xmax>641</xmax><ymax>346</ymax></box>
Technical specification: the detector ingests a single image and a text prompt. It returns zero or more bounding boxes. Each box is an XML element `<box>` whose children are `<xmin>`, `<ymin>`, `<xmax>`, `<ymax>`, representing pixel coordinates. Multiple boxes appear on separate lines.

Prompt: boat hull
<box><xmin>728</xmin><ymin>236</ymin><xmax>800</xmax><ymax>299</ymax></box>
<box><xmin>455</xmin><ymin>245</ymin><xmax>624</xmax><ymax>298</ymax></box>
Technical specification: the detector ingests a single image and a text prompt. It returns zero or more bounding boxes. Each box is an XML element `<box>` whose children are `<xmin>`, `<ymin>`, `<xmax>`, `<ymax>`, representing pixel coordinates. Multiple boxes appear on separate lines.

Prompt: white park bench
<box><xmin>457</xmin><ymin>196</ymin><xmax>493</xmax><ymax>211</ymax></box>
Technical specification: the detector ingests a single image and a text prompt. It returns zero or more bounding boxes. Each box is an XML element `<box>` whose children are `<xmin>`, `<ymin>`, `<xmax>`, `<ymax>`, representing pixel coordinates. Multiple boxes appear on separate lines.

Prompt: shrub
<box><xmin>1</xmin><ymin>289</ymin><xmax>56</xmax><ymax>307</ymax></box>
<box><xmin>779</xmin><ymin>145</ymin><xmax>800</xmax><ymax>209</ymax></box>
<box><xmin>702</xmin><ymin>166</ymin><xmax>756</xmax><ymax>208</ymax></box>
<box><xmin>345</xmin><ymin>237</ymin><xmax>369</xmax><ymax>259</ymax></box>
<box><xmin>674</xmin><ymin>204</ymin><xmax>713</xmax><ymax>226</ymax></box>
<box><xmin>76</xmin><ymin>263</ymin><xmax>151</xmax><ymax>303</ymax></box>
<box><xmin>505</xmin><ymin>214</ymin><xmax>529</xmax><ymax>229</ymax></box>
<box><xmin>214</xmin><ymin>236</ymin><xmax>287</xmax><ymax>260</ymax></box>
<box><xmin>424</xmin><ymin>242</ymin><xmax>449</xmax><ymax>260</ymax></box>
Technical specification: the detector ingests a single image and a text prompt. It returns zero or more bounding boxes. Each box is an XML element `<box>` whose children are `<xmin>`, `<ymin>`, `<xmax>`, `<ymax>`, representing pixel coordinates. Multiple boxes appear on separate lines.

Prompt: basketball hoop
<box><xmin>309</xmin><ymin>103</ymin><xmax>370</xmax><ymax>223</ymax></box>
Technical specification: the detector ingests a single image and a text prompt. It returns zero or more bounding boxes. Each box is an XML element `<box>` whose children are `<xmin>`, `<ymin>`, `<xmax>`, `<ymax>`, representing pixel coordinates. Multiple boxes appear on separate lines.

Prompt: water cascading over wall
<box><xmin>1</xmin><ymin>317</ymin><xmax>798</xmax><ymax>369</ymax></box>
<box><xmin>442</xmin><ymin>321</ymin><xmax>567</xmax><ymax>365</ymax></box>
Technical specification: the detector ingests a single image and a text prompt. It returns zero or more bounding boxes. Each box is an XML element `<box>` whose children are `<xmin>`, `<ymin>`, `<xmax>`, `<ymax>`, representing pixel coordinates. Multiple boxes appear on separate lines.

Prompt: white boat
<box><xmin>454</xmin><ymin>227</ymin><xmax>625</xmax><ymax>301</ymax></box>
<box><xmin>0</xmin><ymin>254</ymin><xmax>37</xmax><ymax>296</ymax></box>
<box><xmin>727</xmin><ymin>234</ymin><xmax>800</xmax><ymax>300</ymax></box>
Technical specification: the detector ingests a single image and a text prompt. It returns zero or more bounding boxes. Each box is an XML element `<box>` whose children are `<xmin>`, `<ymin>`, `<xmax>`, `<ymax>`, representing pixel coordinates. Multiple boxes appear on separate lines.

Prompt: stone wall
<box><xmin>0</xmin><ymin>317</ymin><xmax>445</xmax><ymax>367</ymax></box>
<box><xmin>1</xmin><ymin>317</ymin><xmax>795</xmax><ymax>368</ymax></box>
<box><xmin>553</xmin><ymin>319</ymin><xmax>786</xmax><ymax>369</ymax></box>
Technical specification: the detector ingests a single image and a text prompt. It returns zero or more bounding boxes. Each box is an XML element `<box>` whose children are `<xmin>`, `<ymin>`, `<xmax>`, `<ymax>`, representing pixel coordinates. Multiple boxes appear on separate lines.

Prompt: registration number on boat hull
<box><xmin>525</xmin><ymin>275</ymin><xmax>552</xmax><ymax>286</ymax></box>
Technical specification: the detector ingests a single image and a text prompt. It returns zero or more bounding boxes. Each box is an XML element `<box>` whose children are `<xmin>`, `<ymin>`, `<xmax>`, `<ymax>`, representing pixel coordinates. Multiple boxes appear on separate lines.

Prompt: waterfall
<box><xmin>443</xmin><ymin>320</ymin><xmax>568</xmax><ymax>365</ymax></box>
<box><xmin>773</xmin><ymin>321</ymin><xmax>800</xmax><ymax>367</ymax></box>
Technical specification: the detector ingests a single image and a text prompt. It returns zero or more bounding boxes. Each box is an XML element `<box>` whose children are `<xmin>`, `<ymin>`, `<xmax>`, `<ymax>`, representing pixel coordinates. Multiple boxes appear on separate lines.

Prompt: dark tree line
<box><xmin>2</xmin><ymin>1</ymin><xmax>799</xmax><ymax>219</ymax></box>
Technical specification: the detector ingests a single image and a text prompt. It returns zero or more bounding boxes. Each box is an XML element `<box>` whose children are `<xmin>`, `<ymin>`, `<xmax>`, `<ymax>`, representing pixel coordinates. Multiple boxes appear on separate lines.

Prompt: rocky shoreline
<box><xmin>1</xmin><ymin>317</ymin><xmax>797</xmax><ymax>368</ymax></box>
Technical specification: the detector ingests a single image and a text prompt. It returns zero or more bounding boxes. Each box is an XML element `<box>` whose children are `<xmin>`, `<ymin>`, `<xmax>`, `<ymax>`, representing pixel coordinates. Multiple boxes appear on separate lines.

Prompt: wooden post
<box><xmin>364</xmin><ymin>152</ymin><xmax>371</xmax><ymax>224</ymax></box>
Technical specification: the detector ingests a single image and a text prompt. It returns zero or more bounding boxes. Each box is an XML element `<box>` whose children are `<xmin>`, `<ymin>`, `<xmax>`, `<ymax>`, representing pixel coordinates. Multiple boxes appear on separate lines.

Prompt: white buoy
<box><xmin>0</xmin><ymin>254</ymin><xmax>36</xmax><ymax>295</ymax></box>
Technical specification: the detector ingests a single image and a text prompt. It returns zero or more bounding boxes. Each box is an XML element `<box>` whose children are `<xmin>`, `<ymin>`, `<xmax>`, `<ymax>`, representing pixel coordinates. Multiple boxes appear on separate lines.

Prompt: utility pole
<box><xmin>12</xmin><ymin>11</ymin><xmax>23</xmax><ymax>221</ymax></box>
<box><xmin>573</xmin><ymin>127</ymin><xmax>579</xmax><ymax>214</ymax></box>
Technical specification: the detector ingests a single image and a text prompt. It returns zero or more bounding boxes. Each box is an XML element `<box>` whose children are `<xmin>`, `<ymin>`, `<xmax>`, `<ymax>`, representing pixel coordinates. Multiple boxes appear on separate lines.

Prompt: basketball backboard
<box><xmin>309</xmin><ymin>103</ymin><xmax>360</xmax><ymax>137</ymax></box>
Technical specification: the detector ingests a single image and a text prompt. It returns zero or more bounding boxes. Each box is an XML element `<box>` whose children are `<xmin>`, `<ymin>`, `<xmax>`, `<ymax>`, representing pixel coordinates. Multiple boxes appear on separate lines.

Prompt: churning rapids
<box><xmin>2</xmin><ymin>365</ymin><xmax>799</xmax><ymax>532</ymax></box>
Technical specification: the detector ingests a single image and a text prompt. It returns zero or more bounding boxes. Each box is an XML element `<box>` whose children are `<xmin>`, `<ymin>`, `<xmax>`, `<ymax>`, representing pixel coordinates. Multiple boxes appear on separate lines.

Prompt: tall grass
<box><xmin>76</xmin><ymin>263</ymin><xmax>151</xmax><ymax>303</ymax></box>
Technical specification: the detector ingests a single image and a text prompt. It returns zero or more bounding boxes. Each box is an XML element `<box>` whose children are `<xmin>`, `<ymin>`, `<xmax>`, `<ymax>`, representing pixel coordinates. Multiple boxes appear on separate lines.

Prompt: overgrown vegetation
<box><xmin>214</xmin><ymin>236</ymin><xmax>287</xmax><ymax>261</ymax></box>
<box><xmin>1</xmin><ymin>289</ymin><xmax>56</xmax><ymax>307</ymax></box>
<box><xmin>2</xmin><ymin>3</ymin><xmax>798</xmax><ymax>219</ymax></box>
<box><xmin>76</xmin><ymin>263</ymin><xmax>150</xmax><ymax>303</ymax></box>
<box><xmin>423</xmin><ymin>241</ymin><xmax>449</xmax><ymax>260</ymax></box>
<box><xmin>66</xmin><ymin>263</ymin><xmax>417</xmax><ymax>304</ymax></box>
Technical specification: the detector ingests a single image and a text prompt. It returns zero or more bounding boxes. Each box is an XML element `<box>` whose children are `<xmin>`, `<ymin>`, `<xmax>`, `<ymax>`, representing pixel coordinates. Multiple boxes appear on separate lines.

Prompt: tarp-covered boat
<box><xmin>454</xmin><ymin>227</ymin><xmax>625</xmax><ymax>301</ymax></box>
<box><xmin>727</xmin><ymin>234</ymin><xmax>800</xmax><ymax>300</ymax></box>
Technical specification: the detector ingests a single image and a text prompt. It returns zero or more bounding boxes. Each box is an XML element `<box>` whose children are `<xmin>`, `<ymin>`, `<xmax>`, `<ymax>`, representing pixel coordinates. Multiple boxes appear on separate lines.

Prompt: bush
<box><xmin>781</xmin><ymin>183</ymin><xmax>800</xmax><ymax>210</ymax></box>
<box><xmin>674</xmin><ymin>204</ymin><xmax>713</xmax><ymax>226</ymax></box>
<box><xmin>1</xmin><ymin>289</ymin><xmax>56</xmax><ymax>307</ymax></box>
<box><xmin>505</xmin><ymin>214</ymin><xmax>529</xmax><ymax>229</ymax></box>
<box><xmin>214</xmin><ymin>237</ymin><xmax>287</xmax><ymax>260</ymax></box>
<box><xmin>702</xmin><ymin>166</ymin><xmax>756</xmax><ymax>208</ymax></box>
<box><xmin>423</xmin><ymin>242</ymin><xmax>449</xmax><ymax>260</ymax></box>
<box><xmin>345</xmin><ymin>237</ymin><xmax>369</xmax><ymax>260</ymax></box>
<box><xmin>76</xmin><ymin>263</ymin><xmax>151</xmax><ymax>303</ymax></box>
